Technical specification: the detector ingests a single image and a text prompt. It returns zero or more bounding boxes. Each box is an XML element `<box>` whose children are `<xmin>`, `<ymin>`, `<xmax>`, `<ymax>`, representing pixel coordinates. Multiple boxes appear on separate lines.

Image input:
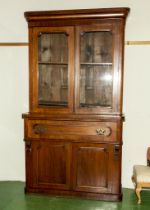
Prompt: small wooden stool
<box><xmin>132</xmin><ymin>147</ymin><xmax>150</xmax><ymax>204</ymax></box>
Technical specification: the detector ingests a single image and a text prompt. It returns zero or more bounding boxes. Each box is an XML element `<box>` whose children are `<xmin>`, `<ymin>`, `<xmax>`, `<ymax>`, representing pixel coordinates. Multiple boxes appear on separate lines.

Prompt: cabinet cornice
<box><xmin>24</xmin><ymin>7</ymin><xmax>130</xmax><ymax>22</ymax></box>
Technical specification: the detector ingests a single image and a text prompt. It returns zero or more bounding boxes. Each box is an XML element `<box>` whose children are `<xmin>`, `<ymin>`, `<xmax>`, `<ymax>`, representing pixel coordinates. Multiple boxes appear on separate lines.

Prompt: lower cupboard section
<box><xmin>25</xmin><ymin>140</ymin><xmax>122</xmax><ymax>201</ymax></box>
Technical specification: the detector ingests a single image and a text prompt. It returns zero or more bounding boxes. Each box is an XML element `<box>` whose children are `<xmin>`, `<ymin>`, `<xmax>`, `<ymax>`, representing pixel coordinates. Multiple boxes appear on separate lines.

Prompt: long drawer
<box><xmin>25</xmin><ymin>120</ymin><xmax>120</xmax><ymax>142</ymax></box>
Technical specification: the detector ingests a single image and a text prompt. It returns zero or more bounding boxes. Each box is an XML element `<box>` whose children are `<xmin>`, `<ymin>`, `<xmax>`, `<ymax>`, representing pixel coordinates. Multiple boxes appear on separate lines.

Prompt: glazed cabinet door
<box><xmin>30</xmin><ymin>26</ymin><xmax>74</xmax><ymax>113</ymax></box>
<box><xmin>75</xmin><ymin>22</ymin><xmax>123</xmax><ymax>114</ymax></box>
<box><xmin>72</xmin><ymin>143</ymin><xmax>122</xmax><ymax>194</ymax></box>
<box><xmin>25</xmin><ymin>140</ymin><xmax>71</xmax><ymax>191</ymax></box>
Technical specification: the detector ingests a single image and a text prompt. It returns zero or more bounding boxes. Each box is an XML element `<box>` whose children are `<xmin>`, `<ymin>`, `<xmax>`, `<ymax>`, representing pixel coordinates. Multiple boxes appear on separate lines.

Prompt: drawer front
<box><xmin>26</xmin><ymin>120</ymin><xmax>118</xmax><ymax>142</ymax></box>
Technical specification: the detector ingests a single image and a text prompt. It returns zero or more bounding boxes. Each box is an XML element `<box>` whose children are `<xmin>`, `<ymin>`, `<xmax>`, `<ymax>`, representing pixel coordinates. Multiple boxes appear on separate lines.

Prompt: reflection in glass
<box><xmin>38</xmin><ymin>32</ymin><xmax>68</xmax><ymax>107</ymax></box>
<box><xmin>80</xmin><ymin>31</ymin><xmax>113</xmax><ymax>108</ymax></box>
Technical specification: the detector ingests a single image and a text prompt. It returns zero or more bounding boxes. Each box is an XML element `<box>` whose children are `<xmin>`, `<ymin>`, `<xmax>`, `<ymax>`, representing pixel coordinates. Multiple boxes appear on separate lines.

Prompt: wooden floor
<box><xmin>0</xmin><ymin>181</ymin><xmax>150</xmax><ymax>210</ymax></box>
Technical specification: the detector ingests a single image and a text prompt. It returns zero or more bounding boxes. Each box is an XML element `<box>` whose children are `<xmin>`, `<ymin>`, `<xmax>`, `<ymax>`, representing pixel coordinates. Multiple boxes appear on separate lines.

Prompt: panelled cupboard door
<box><xmin>72</xmin><ymin>143</ymin><xmax>121</xmax><ymax>194</ymax></box>
<box><xmin>26</xmin><ymin>141</ymin><xmax>71</xmax><ymax>190</ymax></box>
<box><xmin>75</xmin><ymin>22</ymin><xmax>123</xmax><ymax>114</ymax></box>
<box><xmin>30</xmin><ymin>27</ymin><xmax>75</xmax><ymax>113</ymax></box>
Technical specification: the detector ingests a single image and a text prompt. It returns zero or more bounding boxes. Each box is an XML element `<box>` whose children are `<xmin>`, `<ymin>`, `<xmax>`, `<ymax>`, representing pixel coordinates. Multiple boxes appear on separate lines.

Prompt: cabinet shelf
<box><xmin>39</xmin><ymin>100</ymin><xmax>68</xmax><ymax>107</ymax></box>
<box><xmin>38</xmin><ymin>62</ymin><xmax>68</xmax><ymax>65</ymax></box>
<box><xmin>80</xmin><ymin>62</ymin><xmax>112</xmax><ymax>66</ymax></box>
<box><xmin>80</xmin><ymin>103</ymin><xmax>111</xmax><ymax>108</ymax></box>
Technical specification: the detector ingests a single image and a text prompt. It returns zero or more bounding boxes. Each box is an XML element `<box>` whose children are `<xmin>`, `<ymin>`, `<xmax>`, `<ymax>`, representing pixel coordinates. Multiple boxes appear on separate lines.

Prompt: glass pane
<box><xmin>80</xmin><ymin>31</ymin><xmax>113</xmax><ymax>108</ymax></box>
<box><xmin>80</xmin><ymin>31</ymin><xmax>112</xmax><ymax>63</ymax></box>
<box><xmin>38</xmin><ymin>32</ymin><xmax>68</xmax><ymax>107</ymax></box>
<box><xmin>80</xmin><ymin>65</ymin><xmax>113</xmax><ymax>107</ymax></box>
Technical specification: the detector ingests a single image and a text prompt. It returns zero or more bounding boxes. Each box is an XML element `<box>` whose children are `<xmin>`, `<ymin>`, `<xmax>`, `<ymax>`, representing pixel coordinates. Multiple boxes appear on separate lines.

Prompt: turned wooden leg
<box><xmin>132</xmin><ymin>175</ymin><xmax>135</xmax><ymax>186</ymax></box>
<box><xmin>135</xmin><ymin>184</ymin><xmax>142</xmax><ymax>204</ymax></box>
<box><xmin>132</xmin><ymin>175</ymin><xmax>137</xmax><ymax>192</ymax></box>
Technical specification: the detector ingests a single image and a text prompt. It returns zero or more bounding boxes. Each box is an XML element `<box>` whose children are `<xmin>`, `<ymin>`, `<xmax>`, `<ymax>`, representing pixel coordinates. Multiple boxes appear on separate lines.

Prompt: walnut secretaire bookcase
<box><xmin>22</xmin><ymin>8</ymin><xmax>129</xmax><ymax>201</ymax></box>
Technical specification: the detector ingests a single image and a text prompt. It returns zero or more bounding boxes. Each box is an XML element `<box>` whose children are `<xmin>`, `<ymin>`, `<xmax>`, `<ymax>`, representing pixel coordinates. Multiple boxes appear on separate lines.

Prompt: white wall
<box><xmin>0</xmin><ymin>0</ymin><xmax>150</xmax><ymax>188</ymax></box>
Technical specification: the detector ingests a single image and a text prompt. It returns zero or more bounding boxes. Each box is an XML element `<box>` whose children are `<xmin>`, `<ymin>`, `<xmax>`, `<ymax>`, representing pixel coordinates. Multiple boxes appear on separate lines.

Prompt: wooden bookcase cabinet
<box><xmin>23</xmin><ymin>8</ymin><xmax>129</xmax><ymax>201</ymax></box>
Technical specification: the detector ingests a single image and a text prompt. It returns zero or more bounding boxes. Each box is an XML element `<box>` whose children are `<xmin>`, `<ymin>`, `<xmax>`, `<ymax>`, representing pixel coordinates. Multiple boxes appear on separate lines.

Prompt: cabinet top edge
<box><xmin>22</xmin><ymin>113</ymin><xmax>125</xmax><ymax>121</ymax></box>
<box><xmin>24</xmin><ymin>7</ymin><xmax>130</xmax><ymax>22</ymax></box>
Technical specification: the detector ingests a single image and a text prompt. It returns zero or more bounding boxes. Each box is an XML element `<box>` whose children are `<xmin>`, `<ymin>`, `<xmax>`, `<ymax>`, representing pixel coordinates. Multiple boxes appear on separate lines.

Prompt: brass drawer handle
<box><xmin>33</xmin><ymin>124</ymin><xmax>48</xmax><ymax>134</ymax></box>
<box><xmin>96</xmin><ymin>128</ymin><xmax>106</xmax><ymax>135</ymax></box>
